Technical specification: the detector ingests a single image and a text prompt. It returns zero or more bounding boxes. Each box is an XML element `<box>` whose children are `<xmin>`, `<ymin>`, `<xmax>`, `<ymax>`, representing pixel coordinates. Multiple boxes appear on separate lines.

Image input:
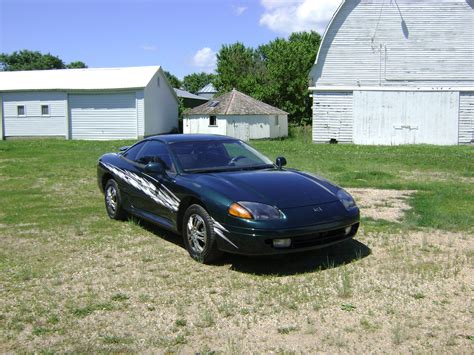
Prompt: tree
<box><xmin>182</xmin><ymin>72</ymin><xmax>216</xmax><ymax>94</ymax></box>
<box><xmin>0</xmin><ymin>50</ymin><xmax>65</xmax><ymax>71</ymax></box>
<box><xmin>67</xmin><ymin>61</ymin><xmax>87</xmax><ymax>69</ymax></box>
<box><xmin>164</xmin><ymin>70</ymin><xmax>182</xmax><ymax>89</ymax></box>
<box><xmin>259</xmin><ymin>31</ymin><xmax>321</xmax><ymax>124</ymax></box>
<box><xmin>0</xmin><ymin>50</ymin><xmax>88</xmax><ymax>71</ymax></box>
<box><xmin>214</xmin><ymin>42</ymin><xmax>266</xmax><ymax>99</ymax></box>
<box><xmin>214</xmin><ymin>32</ymin><xmax>321</xmax><ymax>124</ymax></box>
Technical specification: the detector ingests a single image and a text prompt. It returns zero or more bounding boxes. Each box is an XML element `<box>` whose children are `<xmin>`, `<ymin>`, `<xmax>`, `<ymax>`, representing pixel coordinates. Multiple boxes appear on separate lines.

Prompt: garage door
<box><xmin>69</xmin><ymin>93</ymin><xmax>137</xmax><ymax>140</ymax></box>
<box><xmin>353</xmin><ymin>91</ymin><xmax>459</xmax><ymax>145</ymax></box>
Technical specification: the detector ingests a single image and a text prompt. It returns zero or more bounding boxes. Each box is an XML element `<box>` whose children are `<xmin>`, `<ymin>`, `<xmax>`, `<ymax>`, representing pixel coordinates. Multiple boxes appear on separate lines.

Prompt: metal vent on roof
<box><xmin>208</xmin><ymin>100</ymin><xmax>219</xmax><ymax>107</ymax></box>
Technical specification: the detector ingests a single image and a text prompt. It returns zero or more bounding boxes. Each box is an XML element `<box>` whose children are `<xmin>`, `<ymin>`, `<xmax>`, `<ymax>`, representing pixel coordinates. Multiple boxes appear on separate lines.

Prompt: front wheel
<box><xmin>104</xmin><ymin>179</ymin><xmax>127</xmax><ymax>220</ymax></box>
<box><xmin>182</xmin><ymin>204</ymin><xmax>222</xmax><ymax>263</ymax></box>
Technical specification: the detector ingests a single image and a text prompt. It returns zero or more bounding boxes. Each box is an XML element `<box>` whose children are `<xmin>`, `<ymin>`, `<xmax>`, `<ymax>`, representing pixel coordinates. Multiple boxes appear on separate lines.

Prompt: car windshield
<box><xmin>169</xmin><ymin>140</ymin><xmax>274</xmax><ymax>172</ymax></box>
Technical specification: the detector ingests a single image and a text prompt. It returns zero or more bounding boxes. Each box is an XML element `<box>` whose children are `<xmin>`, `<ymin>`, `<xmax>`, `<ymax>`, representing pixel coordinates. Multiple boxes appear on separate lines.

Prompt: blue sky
<box><xmin>0</xmin><ymin>0</ymin><xmax>339</xmax><ymax>79</ymax></box>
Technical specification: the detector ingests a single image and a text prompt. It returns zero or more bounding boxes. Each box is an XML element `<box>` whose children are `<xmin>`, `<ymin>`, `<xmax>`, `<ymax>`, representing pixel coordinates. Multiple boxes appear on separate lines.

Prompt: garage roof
<box><xmin>0</xmin><ymin>66</ymin><xmax>162</xmax><ymax>91</ymax></box>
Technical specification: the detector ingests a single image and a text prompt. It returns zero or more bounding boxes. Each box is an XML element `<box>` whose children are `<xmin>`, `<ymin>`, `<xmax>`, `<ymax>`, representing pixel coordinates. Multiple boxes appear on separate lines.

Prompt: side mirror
<box><xmin>119</xmin><ymin>146</ymin><xmax>129</xmax><ymax>152</ymax></box>
<box><xmin>275</xmin><ymin>156</ymin><xmax>287</xmax><ymax>170</ymax></box>
<box><xmin>145</xmin><ymin>161</ymin><xmax>165</xmax><ymax>175</ymax></box>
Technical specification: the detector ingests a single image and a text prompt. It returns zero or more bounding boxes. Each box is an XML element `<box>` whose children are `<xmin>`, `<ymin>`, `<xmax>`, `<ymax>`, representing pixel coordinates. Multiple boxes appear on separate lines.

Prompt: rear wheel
<box><xmin>104</xmin><ymin>179</ymin><xmax>127</xmax><ymax>220</ymax></box>
<box><xmin>183</xmin><ymin>204</ymin><xmax>222</xmax><ymax>263</ymax></box>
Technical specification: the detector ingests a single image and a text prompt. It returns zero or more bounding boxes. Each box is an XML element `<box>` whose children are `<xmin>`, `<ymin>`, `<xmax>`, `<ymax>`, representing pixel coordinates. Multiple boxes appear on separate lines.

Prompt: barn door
<box><xmin>353</xmin><ymin>91</ymin><xmax>459</xmax><ymax>145</ymax></box>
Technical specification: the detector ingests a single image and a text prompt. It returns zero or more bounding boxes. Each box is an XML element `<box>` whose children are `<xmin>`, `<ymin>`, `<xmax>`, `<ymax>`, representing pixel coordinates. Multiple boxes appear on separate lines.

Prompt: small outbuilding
<box><xmin>183</xmin><ymin>89</ymin><xmax>288</xmax><ymax>141</ymax></box>
<box><xmin>0</xmin><ymin>66</ymin><xmax>178</xmax><ymax>140</ymax></box>
<box><xmin>197</xmin><ymin>83</ymin><xmax>218</xmax><ymax>99</ymax></box>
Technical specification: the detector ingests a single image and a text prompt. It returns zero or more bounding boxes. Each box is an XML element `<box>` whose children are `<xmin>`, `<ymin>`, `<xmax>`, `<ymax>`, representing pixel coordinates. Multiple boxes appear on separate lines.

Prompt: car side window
<box><xmin>123</xmin><ymin>142</ymin><xmax>145</xmax><ymax>161</ymax></box>
<box><xmin>135</xmin><ymin>141</ymin><xmax>175</xmax><ymax>172</ymax></box>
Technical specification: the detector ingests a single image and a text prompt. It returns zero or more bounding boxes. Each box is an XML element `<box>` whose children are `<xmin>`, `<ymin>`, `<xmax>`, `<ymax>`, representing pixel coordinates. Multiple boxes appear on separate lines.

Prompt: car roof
<box><xmin>148</xmin><ymin>134</ymin><xmax>238</xmax><ymax>144</ymax></box>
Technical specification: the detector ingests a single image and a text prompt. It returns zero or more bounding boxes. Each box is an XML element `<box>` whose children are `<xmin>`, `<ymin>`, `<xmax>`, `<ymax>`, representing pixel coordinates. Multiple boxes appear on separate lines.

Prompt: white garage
<box><xmin>0</xmin><ymin>66</ymin><xmax>179</xmax><ymax>140</ymax></box>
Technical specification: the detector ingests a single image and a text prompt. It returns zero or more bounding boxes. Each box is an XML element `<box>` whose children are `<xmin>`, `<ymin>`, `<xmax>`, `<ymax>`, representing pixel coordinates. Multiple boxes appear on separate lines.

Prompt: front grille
<box><xmin>268</xmin><ymin>223</ymin><xmax>359</xmax><ymax>249</ymax></box>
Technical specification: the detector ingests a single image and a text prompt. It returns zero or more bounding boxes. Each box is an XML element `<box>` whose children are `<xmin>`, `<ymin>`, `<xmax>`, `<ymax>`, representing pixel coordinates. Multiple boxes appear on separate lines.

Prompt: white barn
<box><xmin>183</xmin><ymin>89</ymin><xmax>288</xmax><ymax>141</ymax></box>
<box><xmin>309</xmin><ymin>0</ymin><xmax>474</xmax><ymax>145</ymax></box>
<box><xmin>0</xmin><ymin>66</ymin><xmax>178</xmax><ymax>140</ymax></box>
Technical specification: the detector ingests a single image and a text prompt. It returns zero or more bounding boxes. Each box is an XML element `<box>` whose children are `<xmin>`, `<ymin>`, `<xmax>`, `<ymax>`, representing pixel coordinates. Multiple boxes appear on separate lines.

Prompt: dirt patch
<box><xmin>347</xmin><ymin>188</ymin><xmax>416</xmax><ymax>222</ymax></box>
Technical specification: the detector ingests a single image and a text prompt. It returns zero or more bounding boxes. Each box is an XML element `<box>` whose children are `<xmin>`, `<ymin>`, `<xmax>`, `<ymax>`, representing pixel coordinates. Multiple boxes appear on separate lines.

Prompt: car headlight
<box><xmin>337</xmin><ymin>189</ymin><xmax>357</xmax><ymax>211</ymax></box>
<box><xmin>228</xmin><ymin>202</ymin><xmax>285</xmax><ymax>220</ymax></box>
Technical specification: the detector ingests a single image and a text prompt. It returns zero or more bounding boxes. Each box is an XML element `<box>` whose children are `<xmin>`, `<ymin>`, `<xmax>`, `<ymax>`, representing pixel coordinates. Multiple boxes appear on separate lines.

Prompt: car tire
<box><xmin>104</xmin><ymin>179</ymin><xmax>127</xmax><ymax>220</ymax></box>
<box><xmin>182</xmin><ymin>204</ymin><xmax>222</xmax><ymax>264</ymax></box>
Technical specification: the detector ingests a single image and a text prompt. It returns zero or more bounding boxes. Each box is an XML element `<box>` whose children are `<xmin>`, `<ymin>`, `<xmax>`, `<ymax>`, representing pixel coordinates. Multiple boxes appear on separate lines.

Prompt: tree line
<box><xmin>0</xmin><ymin>50</ymin><xmax>87</xmax><ymax>71</ymax></box>
<box><xmin>171</xmin><ymin>31</ymin><xmax>321</xmax><ymax>125</ymax></box>
<box><xmin>1</xmin><ymin>31</ymin><xmax>320</xmax><ymax>124</ymax></box>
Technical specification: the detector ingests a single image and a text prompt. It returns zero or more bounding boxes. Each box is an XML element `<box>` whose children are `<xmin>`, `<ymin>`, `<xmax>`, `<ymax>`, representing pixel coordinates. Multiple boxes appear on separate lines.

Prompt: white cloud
<box><xmin>140</xmin><ymin>44</ymin><xmax>157</xmax><ymax>51</ymax></box>
<box><xmin>259</xmin><ymin>0</ymin><xmax>340</xmax><ymax>35</ymax></box>
<box><xmin>233</xmin><ymin>5</ymin><xmax>248</xmax><ymax>15</ymax></box>
<box><xmin>191</xmin><ymin>47</ymin><xmax>217</xmax><ymax>73</ymax></box>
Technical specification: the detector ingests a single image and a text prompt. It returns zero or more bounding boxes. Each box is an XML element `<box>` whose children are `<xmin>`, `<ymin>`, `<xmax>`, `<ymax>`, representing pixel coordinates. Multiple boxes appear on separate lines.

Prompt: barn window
<box><xmin>209</xmin><ymin>115</ymin><xmax>217</xmax><ymax>126</ymax></box>
<box><xmin>274</xmin><ymin>115</ymin><xmax>279</xmax><ymax>125</ymax></box>
<box><xmin>41</xmin><ymin>105</ymin><xmax>49</xmax><ymax>116</ymax></box>
<box><xmin>156</xmin><ymin>76</ymin><xmax>160</xmax><ymax>86</ymax></box>
<box><xmin>17</xmin><ymin>105</ymin><xmax>25</xmax><ymax>116</ymax></box>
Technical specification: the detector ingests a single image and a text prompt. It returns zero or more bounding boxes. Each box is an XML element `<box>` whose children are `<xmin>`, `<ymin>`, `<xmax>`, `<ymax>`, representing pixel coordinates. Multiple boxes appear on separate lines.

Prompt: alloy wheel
<box><xmin>105</xmin><ymin>185</ymin><xmax>117</xmax><ymax>213</ymax></box>
<box><xmin>187</xmin><ymin>214</ymin><xmax>207</xmax><ymax>253</ymax></box>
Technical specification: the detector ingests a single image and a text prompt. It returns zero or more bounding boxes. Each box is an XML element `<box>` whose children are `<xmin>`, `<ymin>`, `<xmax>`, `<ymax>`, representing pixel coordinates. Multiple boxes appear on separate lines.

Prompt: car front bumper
<box><xmin>216</xmin><ymin>217</ymin><xmax>360</xmax><ymax>255</ymax></box>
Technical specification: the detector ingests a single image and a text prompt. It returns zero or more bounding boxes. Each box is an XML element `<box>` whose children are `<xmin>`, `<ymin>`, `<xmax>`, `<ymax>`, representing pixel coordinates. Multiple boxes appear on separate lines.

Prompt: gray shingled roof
<box><xmin>184</xmin><ymin>89</ymin><xmax>288</xmax><ymax>116</ymax></box>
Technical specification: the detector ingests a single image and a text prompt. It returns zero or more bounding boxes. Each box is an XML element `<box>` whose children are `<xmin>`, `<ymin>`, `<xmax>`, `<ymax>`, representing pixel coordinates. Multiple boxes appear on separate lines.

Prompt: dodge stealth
<box><xmin>97</xmin><ymin>134</ymin><xmax>359</xmax><ymax>263</ymax></box>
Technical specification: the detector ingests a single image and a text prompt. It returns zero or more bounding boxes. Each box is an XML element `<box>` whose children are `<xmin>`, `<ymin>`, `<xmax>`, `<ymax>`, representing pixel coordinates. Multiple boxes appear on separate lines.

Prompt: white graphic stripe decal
<box><xmin>212</xmin><ymin>217</ymin><xmax>239</xmax><ymax>249</ymax></box>
<box><xmin>103</xmin><ymin>162</ymin><xmax>180</xmax><ymax>212</ymax></box>
<box><xmin>103</xmin><ymin>162</ymin><xmax>238</xmax><ymax>249</ymax></box>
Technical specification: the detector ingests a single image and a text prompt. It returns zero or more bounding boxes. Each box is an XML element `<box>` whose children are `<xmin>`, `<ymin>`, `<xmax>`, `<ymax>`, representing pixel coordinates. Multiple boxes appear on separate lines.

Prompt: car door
<box><xmin>132</xmin><ymin>140</ymin><xmax>178</xmax><ymax>223</ymax></box>
<box><xmin>117</xmin><ymin>141</ymin><xmax>149</xmax><ymax>205</ymax></box>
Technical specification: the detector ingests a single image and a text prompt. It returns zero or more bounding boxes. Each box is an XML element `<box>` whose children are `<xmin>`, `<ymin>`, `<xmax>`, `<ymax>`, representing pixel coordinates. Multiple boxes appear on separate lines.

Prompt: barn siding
<box><xmin>3</xmin><ymin>92</ymin><xmax>67</xmax><ymax>137</ymax></box>
<box><xmin>313</xmin><ymin>92</ymin><xmax>353</xmax><ymax>143</ymax></box>
<box><xmin>312</xmin><ymin>0</ymin><xmax>474</xmax><ymax>87</ymax></box>
<box><xmin>459</xmin><ymin>92</ymin><xmax>474</xmax><ymax>144</ymax></box>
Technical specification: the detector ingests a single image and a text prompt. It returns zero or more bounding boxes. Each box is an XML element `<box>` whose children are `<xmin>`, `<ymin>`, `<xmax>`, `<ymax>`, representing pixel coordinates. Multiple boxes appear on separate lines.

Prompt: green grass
<box><xmin>0</xmin><ymin>136</ymin><xmax>473</xmax><ymax>353</ymax></box>
<box><xmin>0</xmin><ymin>138</ymin><xmax>472</xmax><ymax>232</ymax></box>
<box><xmin>251</xmin><ymin>139</ymin><xmax>474</xmax><ymax>231</ymax></box>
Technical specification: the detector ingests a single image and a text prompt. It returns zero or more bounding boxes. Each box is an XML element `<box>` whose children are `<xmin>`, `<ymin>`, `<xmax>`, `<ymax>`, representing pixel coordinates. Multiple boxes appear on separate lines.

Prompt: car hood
<box><xmin>183</xmin><ymin>169</ymin><xmax>340</xmax><ymax>208</ymax></box>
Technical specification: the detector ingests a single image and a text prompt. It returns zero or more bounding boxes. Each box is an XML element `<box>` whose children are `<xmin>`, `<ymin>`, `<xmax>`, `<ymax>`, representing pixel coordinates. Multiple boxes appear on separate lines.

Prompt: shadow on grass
<box><xmin>138</xmin><ymin>216</ymin><xmax>371</xmax><ymax>276</ymax></box>
<box><xmin>135</xmin><ymin>218</ymin><xmax>185</xmax><ymax>248</ymax></box>
<box><xmin>220</xmin><ymin>239</ymin><xmax>371</xmax><ymax>276</ymax></box>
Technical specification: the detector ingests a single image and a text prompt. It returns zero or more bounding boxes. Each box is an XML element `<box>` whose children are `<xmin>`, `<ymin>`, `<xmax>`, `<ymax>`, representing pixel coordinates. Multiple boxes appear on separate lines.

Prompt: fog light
<box><xmin>345</xmin><ymin>226</ymin><xmax>352</xmax><ymax>235</ymax></box>
<box><xmin>273</xmin><ymin>238</ymin><xmax>291</xmax><ymax>248</ymax></box>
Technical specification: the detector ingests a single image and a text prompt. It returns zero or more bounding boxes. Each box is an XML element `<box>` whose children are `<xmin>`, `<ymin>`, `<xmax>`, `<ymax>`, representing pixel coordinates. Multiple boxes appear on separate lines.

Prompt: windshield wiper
<box><xmin>239</xmin><ymin>164</ymin><xmax>274</xmax><ymax>171</ymax></box>
<box><xmin>184</xmin><ymin>164</ymin><xmax>274</xmax><ymax>174</ymax></box>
